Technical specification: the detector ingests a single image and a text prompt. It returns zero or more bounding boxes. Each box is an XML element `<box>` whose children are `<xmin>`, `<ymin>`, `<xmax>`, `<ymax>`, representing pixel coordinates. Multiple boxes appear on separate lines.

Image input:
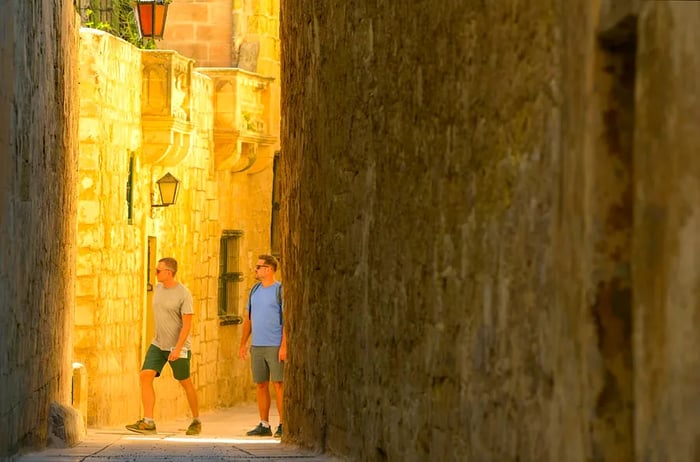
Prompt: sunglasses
<box><xmin>255</xmin><ymin>265</ymin><xmax>270</xmax><ymax>269</ymax></box>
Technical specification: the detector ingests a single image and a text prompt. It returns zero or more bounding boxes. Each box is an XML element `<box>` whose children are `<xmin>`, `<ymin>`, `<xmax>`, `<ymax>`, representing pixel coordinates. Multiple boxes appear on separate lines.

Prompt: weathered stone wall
<box><xmin>75</xmin><ymin>29</ymin><xmax>146</xmax><ymax>427</ymax></box>
<box><xmin>282</xmin><ymin>1</ymin><xmax>700</xmax><ymax>460</ymax></box>
<box><xmin>633</xmin><ymin>3</ymin><xmax>700</xmax><ymax>461</ymax></box>
<box><xmin>140</xmin><ymin>67</ymin><xmax>222</xmax><ymax>421</ymax></box>
<box><xmin>0</xmin><ymin>0</ymin><xmax>79</xmax><ymax>457</ymax></box>
<box><xmin>282</xmin><ymin>2</ymin><xmax>564</xmax><ymax>459</ymax></box>
<box><xmin>157</xmin><ymin>0</ymin><xmax>283</xmax><ymax>408</ymax></box>
<box><xmin>75</xmin><ymin>30</ymin><xmax>222</xmax><ymax>426</ymax></box>
<box><xmin>74</xmin><ymin>28</ymin><xmax>280</xmax><ymax>426</ymax></box>
<box><xmin>161</xmin><ymin>0</ymin><xmax>281</xmax><ymax>77</ymax></box>
<box><xmin>211</xmin><ymin>161</ymin><xmax>278</xmax><ymax>405</ymax></box>
<box><xmin>197</xmin><ymin>69</ymin><xmax>281</xmax><ymax>404</ymax></box>
<box><xmin>160</xmin><ymin>0</ymin><xmax>234</xmax><ymax>67</ymax></box>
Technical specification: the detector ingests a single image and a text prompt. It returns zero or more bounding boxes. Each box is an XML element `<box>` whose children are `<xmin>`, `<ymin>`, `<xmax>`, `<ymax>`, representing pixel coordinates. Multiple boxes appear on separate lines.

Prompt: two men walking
<box><xmin>126</xmin><ymin>254</ymin><xmax>285</xmax><ymax>438</ymax></box>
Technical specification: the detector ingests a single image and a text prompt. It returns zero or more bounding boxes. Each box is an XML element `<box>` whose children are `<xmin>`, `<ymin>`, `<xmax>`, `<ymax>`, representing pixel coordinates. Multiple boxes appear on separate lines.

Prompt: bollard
<box><xmin>72</xmin><ymin>362</ymin><xmax>88</xmax><ymax>429</ymax></box>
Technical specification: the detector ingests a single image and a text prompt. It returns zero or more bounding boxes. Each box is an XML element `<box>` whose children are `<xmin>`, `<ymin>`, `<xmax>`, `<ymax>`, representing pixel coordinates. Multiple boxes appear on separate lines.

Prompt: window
<box><xmin>270</xmin><ymin>150</ymin><xmax>281</xmax><ymax>257</ymax></box>
<box><xmin>146</xmin><ymin>237</ymin><xmax>156</xmax><ymax>292</ymax></box>
<box><xmin>218</xmin><ymin>230</ymin><xmax>244</xmax><ymax>323</ymax></box>
<box><xmin>126</xmin><ymin>153</ymin><xmax>134</xmax><ymax>225</ymax></box>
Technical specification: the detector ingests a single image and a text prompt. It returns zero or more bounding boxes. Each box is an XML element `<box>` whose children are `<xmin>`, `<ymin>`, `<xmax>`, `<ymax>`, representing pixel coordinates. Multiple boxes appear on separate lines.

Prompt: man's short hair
<box><xmin>258</xmin><ymin>254</ymin><xmax>278</xmax><ymax>271</ymax></box>
<box><xmin>159</xmin><ymin>257</ymin><xmax>178</xmax><ymax>274</ymax></box>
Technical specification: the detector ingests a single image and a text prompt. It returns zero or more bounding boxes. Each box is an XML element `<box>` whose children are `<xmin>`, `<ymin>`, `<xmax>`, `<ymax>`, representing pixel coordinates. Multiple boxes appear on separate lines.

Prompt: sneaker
<box><xmin>125</xmin><ymin>419</ymin><xmax>156</xmax><ymax>434</ymax></box>
<box><xmin>273</xmin><ymin>424</ymin><xmax>282</xmax><ymax>438</ymax></box>
<box><xmin>246</xmin><ymin>422</ymin><xmax>272</xmax><ymax>436</ymax></box>
<box><xmin>186</xmin><ymin>420</ymin><xmax>201</xmax><ymax>435</ymax></box>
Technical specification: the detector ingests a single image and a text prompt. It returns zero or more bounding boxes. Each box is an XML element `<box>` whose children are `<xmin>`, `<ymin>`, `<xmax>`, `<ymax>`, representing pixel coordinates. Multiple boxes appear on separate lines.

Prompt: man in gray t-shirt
<box><xmin>126</xmin><ymin>257</ymin><xmax>202</xmax><ymax>436</ymax></box>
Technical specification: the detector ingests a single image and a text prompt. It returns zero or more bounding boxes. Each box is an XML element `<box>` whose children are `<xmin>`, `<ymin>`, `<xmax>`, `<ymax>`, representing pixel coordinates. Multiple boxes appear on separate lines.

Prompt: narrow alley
<box><xmin>5</xmin><ymin>1</ymin><xmax>700</xmax><ymax>461</ymax></box>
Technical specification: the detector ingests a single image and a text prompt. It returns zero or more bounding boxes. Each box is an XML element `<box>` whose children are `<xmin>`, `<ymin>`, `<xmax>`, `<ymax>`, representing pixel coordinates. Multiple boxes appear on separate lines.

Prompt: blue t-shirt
<box><xmin>250</xmin><ymin>281</ymin><xmax>283</xmax><ymax>346</ymax></box>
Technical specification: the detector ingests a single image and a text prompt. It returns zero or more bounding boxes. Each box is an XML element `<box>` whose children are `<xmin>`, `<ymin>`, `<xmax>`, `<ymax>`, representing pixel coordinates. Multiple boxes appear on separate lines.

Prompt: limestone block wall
<box><xmin>75</xmin><ymin>28</ymin><xmax>279</xmax><ymax>426</ymax></box>
<box><xmin>141</xmin><ymin>69</ymin><xmax>223</xmax><ymax>420</ymax></box>
<box><xmin>75</xmin><ymin>29</ymin><xmax>146</xmax><ymax>427</ymax></box>
<box><xmin>214</xmin><ymin>162</ymin><xmax>278</xmax><ymax>406</ymax></box>
<box><xmin>195</xmin><ymin>66</ymin><xmax>281</xmax><ymax>406</ymax></box>
<box><xmin>0</xmin><ymin>1</ymin><xmax>79</xmax><ymax>457</ymax></box>
<box><xmin>281</xmin><ymin>1</ymin><xmax>700</xmax><ymax>461</ymax></box>
<box><xmin>633</xmin><ymin>4</ymin><xmax>700</xmax><ymax>460</ymax></box>
<box><xmin>236</xmin><ymin>0</ymin><xmax>281</xmax><ymax>77</ymax></box>
<box><xmin>160</xmin><ymin>0</ymin><xmax>234</xmax><ymax>66</ymax></box>
<box><xmin>282</xmin><ymin>3</ymin><xmax>563</xmax><ymax>459</ymax></box>
<box><xmin>161</xmin><ymin>0</ymin><xmax>281</xmax><ymax>78</ymax></box>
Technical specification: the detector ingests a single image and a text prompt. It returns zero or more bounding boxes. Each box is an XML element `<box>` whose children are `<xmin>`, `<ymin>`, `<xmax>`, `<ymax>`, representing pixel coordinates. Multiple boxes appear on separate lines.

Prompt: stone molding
<box><xmin>141</xmin><ymin>50</ymin><xmax>195</xmax><ymax>166</ymax></box>
<box><xmin>198</xmin><ymin>68</ymin><xmax>277</xmax><ymax>172</ymax></box>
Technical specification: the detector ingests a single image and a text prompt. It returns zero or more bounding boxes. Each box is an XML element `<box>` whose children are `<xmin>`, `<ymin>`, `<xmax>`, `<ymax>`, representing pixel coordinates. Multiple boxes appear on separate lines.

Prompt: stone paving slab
<box><xmin>16</xmin><ymin>404</ymin><xmax>341</xmax><ymax>462</ymax></box>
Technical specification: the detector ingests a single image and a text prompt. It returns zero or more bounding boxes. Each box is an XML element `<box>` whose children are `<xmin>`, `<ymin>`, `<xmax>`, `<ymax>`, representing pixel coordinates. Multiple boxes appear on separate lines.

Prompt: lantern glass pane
<box><xmin>159</xmin><ymin>182</ymin><xmax>177</xmax><ymax>205</ymax></box>
<box><xmin>135</xmin><ymin>2</ymin><xmax>169</xmax><ymax>39</ymax></box>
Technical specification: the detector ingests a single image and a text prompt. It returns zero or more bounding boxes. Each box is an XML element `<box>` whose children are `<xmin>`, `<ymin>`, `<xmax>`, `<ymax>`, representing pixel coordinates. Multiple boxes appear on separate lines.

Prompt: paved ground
<box><xmin>17</xmin><ymin>404</ymin><xmax>341</xmax><ymax>461</ymax></box>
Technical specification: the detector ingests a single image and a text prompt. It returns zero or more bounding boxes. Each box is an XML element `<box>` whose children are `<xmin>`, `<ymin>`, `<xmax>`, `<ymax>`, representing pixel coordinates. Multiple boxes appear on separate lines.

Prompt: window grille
<box><xmin>270</xmin><ymin>151</ymin><xmax>281</xmax><ymax>258</ymax></box>
<box><xmin>126</xmin><ymin>153</ymin><xmax>134</xmax><ymax>225</ymax></box>
<box><xmin>218</xmin><ymin>230</ymin><xmax>244</xmax><ymax>324</ymax></box>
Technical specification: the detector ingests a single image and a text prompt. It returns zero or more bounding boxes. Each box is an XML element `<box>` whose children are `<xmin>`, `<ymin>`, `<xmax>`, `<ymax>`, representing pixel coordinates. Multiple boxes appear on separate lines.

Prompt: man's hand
<box><xmin>168</xmin><ymin>347</ymin><xmax>181</xmax><ymax>361</ymax></box>
<box><xmin>278</xmin><ymin>344</ymin><xmax>287</xmax><ymax>362</ymax></box>
<box><xmin>238</xmin><ymin>345</ymin><xmax>248</xmax><ymax>360</ymax></box>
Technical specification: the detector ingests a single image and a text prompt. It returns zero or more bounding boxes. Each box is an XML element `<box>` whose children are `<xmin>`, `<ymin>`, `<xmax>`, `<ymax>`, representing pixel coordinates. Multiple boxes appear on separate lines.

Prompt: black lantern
<box><xmin>152</xmin><ymin>172</ymin><xmax>180</xmax><ymax>207</ymax></box>
<box><xmin>133</xmin><ymin>0</ymin><xmax>170</xmax><ymax>40</ymax></box>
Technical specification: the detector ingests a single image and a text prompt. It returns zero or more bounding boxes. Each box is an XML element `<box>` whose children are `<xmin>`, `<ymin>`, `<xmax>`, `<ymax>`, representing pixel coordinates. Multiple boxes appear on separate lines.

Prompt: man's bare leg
<box><xmin>256</xmin><ymin>381</ymin><xmax>271</xmax><ymax>422</ymax></box>
<box><xmin>140</xmin><ymin>370</ymin><xmax>157</xmax><ymax>418</ymax></box>
<box><xmin>272</xmin><ymin>381</ymin><xmax>284</xmax><ymax>423</ymax></box>
<box><xmin>179</xmin><ymin>377</ymin><xmax>199</xmax><ymax>418</ymax></box>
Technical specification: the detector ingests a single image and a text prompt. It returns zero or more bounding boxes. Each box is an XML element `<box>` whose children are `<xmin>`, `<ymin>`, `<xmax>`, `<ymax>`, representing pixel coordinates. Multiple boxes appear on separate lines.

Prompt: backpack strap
<box><xmin>248</xmin><ymin>282</ymin><xmax>283</xmax><ymax>326</ymax></box>
<box><xmin>247</xmin><ymin>282</ymin><xmax>263</xmax><ymax>318</ymax></box>
<box><xmin>277</xmin><ymin>283</ymin><xmax>283</xmax><ymax>325</ymax></box>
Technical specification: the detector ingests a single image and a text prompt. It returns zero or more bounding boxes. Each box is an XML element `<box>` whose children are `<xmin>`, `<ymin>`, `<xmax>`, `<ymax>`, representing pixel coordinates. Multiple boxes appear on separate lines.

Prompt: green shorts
<box><xmin>142</xmin><ymin>344</ymin><xmax>191</xmax><ymax>380</ymax></box>
<box><xmin>250</xmin><ymin>346</ymin><xmax>284</xmax><ymax>383</ymax></box>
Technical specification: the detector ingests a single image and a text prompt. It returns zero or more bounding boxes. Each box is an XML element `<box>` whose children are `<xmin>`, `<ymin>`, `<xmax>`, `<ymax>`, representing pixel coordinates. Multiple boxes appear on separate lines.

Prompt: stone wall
<box><xmin>74</xmin><ymin>28</ymin><xmax>280</xmax><ymax>427</ymax></box>
<box><xmin>0</xmin><ymin>0</ymin><xmax>79</xmax><ymax>457</ymax></box>
<box><xmin>281</xmin><ymin>1</ymin><xmax>700</xmax><ymax>461</ymax></box>
<box><xmin>161</xmin><ymin>0</ymin><xmax>281</xmax><ymax>78</ymax></box>
<box><xmin>1</xmin><ymin>0</ymin><xmax>275</xmax><ymax>454</ymax></box>
<box><xmin>196</xmin><ymin>66</ymin><xmax>280</xmax><ymax>405</ymax></box>
<box><xmin>75</xmin><ymin>30</ymin><xmax>146</xmax><ymax>426</ymax></box>
<box><xmin>160</xmin><ymin>0</ymin><xmax>234</xmax><ymax>66</ymax></box>
<box><xmin>633</xmin><ymin>4</ymin><xmax>700</xmax><ymax>460</ymax></box>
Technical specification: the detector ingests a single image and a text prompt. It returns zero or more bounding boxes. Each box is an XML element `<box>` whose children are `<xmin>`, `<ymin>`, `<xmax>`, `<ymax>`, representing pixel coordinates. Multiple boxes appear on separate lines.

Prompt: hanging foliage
<box><xmin>77</xmin><ymin>0</ymin><xmax>158</xmax><ymax>49</ymax></box>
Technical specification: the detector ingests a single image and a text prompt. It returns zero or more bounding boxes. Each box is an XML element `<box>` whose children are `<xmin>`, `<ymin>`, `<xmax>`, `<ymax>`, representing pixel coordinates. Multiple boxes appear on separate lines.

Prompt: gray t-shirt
<box><xmin>151</xmin><ymin>282</ymin><xmax>194</xmax><ymax>351</ymax></box>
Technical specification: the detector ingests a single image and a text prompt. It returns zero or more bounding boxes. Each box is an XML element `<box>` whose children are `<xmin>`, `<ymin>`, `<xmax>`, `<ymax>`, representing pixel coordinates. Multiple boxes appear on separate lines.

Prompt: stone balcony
<box><xmin>141</xmin><ymin>50</ymin><xmax>195</xmax><ymax>166</ymax></box>
<box><xmin>198</xmin><ymin>68</ymin><xmax>277</xmax><ymax>172</ymax></box>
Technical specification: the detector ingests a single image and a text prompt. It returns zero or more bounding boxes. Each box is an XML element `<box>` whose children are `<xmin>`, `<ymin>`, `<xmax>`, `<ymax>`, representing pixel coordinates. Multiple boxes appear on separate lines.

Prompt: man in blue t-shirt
<box><xmin>239</xmin><ymin>254</ymin><xmax>286</xmax><ymax>438</ymax></box>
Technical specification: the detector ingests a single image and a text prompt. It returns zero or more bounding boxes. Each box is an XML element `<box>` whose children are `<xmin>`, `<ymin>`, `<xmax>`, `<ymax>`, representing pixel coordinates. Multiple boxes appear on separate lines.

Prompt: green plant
<box><xmin>80</xmin><ymin>0</ymin><xmax>158</xmax><ymax>49</ymax></box>
<box><xmin>84</xmin><ymin>8</ymin><xmax>112</xmax><ymax>32</ymax></box>
<box><xmin>241</xmin><ymin>113</ymin><xmax>256</xmax><ymax>131</ymax></box>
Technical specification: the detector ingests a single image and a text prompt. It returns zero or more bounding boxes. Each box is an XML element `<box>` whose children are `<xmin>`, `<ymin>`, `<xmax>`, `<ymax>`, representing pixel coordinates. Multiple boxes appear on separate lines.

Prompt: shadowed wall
<box><xmin>281</xmin><ymin>1</ymin><xmax>700</xmax><ymax>460</ymax></box>
<box><xmin>0</xmin><ymin>0</ymin><xmax>79</xmax><ymax>457</ymax></box>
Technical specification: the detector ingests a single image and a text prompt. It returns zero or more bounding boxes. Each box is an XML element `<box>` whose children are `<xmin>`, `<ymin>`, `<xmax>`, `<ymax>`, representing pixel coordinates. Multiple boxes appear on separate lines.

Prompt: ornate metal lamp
<box><xmin>152</xmin><ymin>172</ymin><xmax>180</xmax><ymax>207</ymax></box>
<box><xmin>133</xmin><ymin>0</ymin><xmax>171</xmax><ymax>40</ymax></box>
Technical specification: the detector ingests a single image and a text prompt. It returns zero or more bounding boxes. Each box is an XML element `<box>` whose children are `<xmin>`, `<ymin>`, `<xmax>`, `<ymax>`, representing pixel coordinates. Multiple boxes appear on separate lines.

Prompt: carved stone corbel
<box><xmin>141</xmin><ymin>50</ymin><xmax>195</xmax><ymax>166</ymax></box>
<box><xmin>198</xmin><ymin>68</ymin><xmax>277</xmax><ymax>172</ymax></box>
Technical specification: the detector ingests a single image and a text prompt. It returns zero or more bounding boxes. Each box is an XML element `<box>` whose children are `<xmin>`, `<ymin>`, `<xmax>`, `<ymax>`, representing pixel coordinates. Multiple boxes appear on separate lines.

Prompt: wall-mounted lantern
<box><xmin>152</xmin><ymin>172</ymin><xmax>180</xmax><ymax>208</ymax></box>
<box><xmin>133</xmin><ymin>0</ymin><xmax>171</xmax><ymax>40</ymax></box>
